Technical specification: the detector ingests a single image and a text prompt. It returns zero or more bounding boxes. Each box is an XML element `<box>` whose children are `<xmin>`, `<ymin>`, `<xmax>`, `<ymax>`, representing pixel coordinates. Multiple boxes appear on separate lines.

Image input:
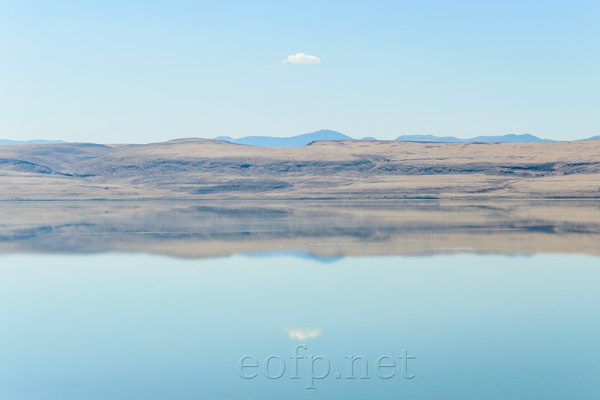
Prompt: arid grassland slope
<box><xmin>1</xmin><ymin>138</ymin><xmax>600</xmax><ymax>199</ymax></box>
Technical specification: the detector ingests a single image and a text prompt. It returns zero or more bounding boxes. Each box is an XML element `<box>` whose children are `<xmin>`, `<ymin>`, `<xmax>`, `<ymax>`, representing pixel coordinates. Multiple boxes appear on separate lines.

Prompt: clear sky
<box><xmin>1</xmin><ymin>0</ymin><xmax>598</xmax><ymax>143</ymax></box>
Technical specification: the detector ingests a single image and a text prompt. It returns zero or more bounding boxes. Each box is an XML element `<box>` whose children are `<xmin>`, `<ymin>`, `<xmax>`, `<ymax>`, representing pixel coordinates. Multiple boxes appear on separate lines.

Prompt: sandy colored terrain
<box><xmin>1</xmin><ymin>138</ymin><xmax>600</xmax><ymax>199</ymax></box>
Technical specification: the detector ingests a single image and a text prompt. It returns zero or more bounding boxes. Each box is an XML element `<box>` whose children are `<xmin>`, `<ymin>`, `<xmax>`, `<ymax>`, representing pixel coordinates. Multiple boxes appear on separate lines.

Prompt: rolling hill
<box><xmin>1</xmin><ymin>138</ymin><xmax>599</xmax><ymax>200</ymax></box>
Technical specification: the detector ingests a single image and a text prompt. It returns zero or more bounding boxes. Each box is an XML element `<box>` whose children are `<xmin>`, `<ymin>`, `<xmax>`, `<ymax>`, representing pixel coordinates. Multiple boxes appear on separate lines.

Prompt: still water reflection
<box><xmin>0</xmin><ymin>201</ymin><xmax>598</xmax><ymax>399</ymax></box>
<box><xmin>1</xmin><ymin>200</ymin><xmax>600</xmax><ymax>257</ymax></box>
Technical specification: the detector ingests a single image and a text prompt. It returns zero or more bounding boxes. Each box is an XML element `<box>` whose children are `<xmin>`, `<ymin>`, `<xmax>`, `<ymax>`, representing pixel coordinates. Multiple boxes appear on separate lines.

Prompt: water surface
<box><xmin>0</xmin><ymin>201</ymin><xmax>598</xmax><ymax>399</ymax></box>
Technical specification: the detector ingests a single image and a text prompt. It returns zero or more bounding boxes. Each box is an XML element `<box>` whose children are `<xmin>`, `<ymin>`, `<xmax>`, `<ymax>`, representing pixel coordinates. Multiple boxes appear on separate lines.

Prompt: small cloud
<box><xmin>282</xmin><ymin>53</ymin><xmax>321</xmax><ymax>64</ymax></box>
<box><xmin>285</xmin><ymin>328</ymin><xmax>322</xmax><ymax>341</ymax></box>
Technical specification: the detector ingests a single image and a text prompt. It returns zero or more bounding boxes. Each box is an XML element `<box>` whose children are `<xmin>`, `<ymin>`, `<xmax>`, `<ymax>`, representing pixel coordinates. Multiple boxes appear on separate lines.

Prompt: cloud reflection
<box><xmin>285</xmin><ymin>328</ymin><xmax>322</xmax><ymax>341</ymax></box>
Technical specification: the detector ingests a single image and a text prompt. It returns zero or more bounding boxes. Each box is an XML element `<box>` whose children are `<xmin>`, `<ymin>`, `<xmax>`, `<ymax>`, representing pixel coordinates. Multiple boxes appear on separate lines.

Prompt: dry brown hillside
<box><xmin>1</xmin><ymin>139</ymin><xmax>600</xmax><ymax>200</ymax></box>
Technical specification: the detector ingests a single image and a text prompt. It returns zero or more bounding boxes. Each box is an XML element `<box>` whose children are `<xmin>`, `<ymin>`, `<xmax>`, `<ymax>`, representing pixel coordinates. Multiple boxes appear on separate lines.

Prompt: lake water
<box><xmin>0</xmin><ymin>201</ymin><xmax>599</xmax><ymax>399</ymax></box>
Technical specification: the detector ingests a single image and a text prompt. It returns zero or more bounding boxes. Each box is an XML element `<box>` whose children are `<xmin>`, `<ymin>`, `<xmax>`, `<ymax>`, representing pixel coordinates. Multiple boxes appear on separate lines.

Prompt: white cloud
<box><xmin>285</xmin><ymin>328</ymin><xmax>322</xmax><ymax>341</ymax></box>
<box><xmin>282</xmin><ymin>53</ymin><xmax>321</xmax><ymax>64</ymax></box>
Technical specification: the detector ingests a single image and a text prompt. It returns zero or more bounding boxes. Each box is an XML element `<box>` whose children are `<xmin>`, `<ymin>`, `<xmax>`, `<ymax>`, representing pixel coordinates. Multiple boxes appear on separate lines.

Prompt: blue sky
<box><xmin>1</xmin><ymin>0</ymin><xmax>598</xmax><ymax>143</ymax></box>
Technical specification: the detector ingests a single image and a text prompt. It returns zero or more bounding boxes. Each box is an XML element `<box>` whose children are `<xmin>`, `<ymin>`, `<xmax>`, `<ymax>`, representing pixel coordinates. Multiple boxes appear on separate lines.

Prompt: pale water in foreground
<box><xmin>0</xmin><ymin>202</ymin><xmax>598</xmax><ymax>399</ymax></box>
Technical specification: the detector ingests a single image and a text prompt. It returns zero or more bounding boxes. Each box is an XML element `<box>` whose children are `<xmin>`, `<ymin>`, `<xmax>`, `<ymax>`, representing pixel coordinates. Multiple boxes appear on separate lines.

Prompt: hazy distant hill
<box><xmin>578</xmin><ymin>135</ymin><xmax>600</xmax><ymax>141</ymax></box>
<box><xmin>215</xmin><ymin>131</ymin><xmax>562</xmax><ymax>146</ymax></box>
<box><xmin>395</xmin><ymin>134</ymin><xmax>553</xmax><ymax>143</ymax></box>
<box><xmin>5</xmin><ymin>133</ymin><xmax>596</xmax><ymax>148</ymax></box>
<box><xmin>214</xmin><ymin>130</ymin><xmax>354</xmax><ymax>147</ymax></box>
<box><xmin>0</xmin><ymin>139</ymin><xmax>66</xmax><ymax>145</ymax></box>
<box><xmin>394</xmin><ymin>135</ymin><xmax>464</xmax><ymax>142</ymax></box>
<box><xmin>469</xmin><ymin>134</ymin><xmax>554</xmax><ymax>142</ymax></box>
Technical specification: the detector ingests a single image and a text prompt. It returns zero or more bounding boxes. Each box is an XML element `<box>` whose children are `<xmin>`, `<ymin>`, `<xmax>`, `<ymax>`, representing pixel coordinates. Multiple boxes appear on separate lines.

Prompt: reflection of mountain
<box><xmin>245</xmin><ymin>250</ymin><xmax>343</xmax><ymax>263</ymax></box>
<box><xmin>0</xmin><ymin>201</ymin><xmax>599</xmax><ymax>258</ymax></box>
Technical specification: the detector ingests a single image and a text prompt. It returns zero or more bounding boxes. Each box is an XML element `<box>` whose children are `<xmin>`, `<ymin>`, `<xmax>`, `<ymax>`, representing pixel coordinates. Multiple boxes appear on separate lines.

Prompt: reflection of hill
<box><xmin>0</xmin><ymin>201</ymin><xmax>599</xmax><ymax>258</ymax></box>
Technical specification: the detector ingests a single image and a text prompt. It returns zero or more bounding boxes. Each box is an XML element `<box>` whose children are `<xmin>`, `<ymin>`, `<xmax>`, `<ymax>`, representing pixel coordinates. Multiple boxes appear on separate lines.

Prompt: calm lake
<box><xmin>0</xmin><ymin>201</ymin><xmax>599</xmax><ymax>399</ymax></box>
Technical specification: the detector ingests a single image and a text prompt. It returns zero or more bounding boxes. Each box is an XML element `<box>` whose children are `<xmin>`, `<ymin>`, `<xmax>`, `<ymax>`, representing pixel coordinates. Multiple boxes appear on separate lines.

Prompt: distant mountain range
<box><xmin>2</xmin><ymin>132</ymin><xmax>599</xmax><ymax>147</ymax></box>
<box><xmin>578</xmin><ymin>135</ymin><xmax>600</xmax><ymax>141</ymax></box>
<box><xmin>215</xmin><ymin>130</ymin><xmax>597</xmax><ymax>147</ymax></box>
<box><xmin>394</xmin><ymin>134</ymin><xmax>554</xmax><ymax>143</ymax></box>
<box><xmin>214</xmin><ymin>130</ymin><xmax>353</xmax><ymax>147</ymax></box>
<box><xmin>0</xmin><ymin>139</ymin><xmax>65</xmax><ymax>145</ymax></box>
